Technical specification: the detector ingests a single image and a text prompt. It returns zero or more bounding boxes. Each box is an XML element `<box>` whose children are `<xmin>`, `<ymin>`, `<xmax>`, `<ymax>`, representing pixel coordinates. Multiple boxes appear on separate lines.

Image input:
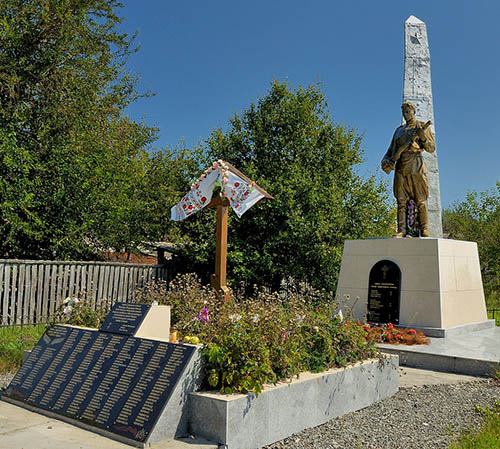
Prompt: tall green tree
<box><xmin>171</xmin><ymin>81</ymin><xmax>394</xmax><ymax>291</ymax></box>
<box><xmin>0</xmin><ymin>0</ymin><xmax>157</xmax><ymax>259</ymax></box>
<box><xmin>443</xmin><ymin>183</ymin><xmax>500</xmax><ymax>300</ymax></box>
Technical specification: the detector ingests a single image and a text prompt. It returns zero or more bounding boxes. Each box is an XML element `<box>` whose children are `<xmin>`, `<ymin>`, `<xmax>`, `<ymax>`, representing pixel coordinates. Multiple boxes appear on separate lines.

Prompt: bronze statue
<box><xmin>381</xmin><ymin>101</ymin><xmax>436</xmax><ymax>237</ymax></box>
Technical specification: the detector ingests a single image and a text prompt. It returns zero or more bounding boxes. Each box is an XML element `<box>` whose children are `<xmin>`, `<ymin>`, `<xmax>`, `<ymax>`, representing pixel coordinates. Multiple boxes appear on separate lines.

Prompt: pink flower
<box><xmin>197</xmin><ymin>306</ymin><xmax>210</xmax><ymax>324</ymax></box>
<box><xmin>212</xmin><ymin>162</ymin><xmax>219</xmax><ymax>169</ymax></box>
<box><xmin>200</xmin><ymin>174</ymin><xmax>206</xmax><ymax>180</ymax></box>
<box><xmin>222</xmin><ymin>177</ymin><xmax>229</xmax><ymax>184</ymax></box>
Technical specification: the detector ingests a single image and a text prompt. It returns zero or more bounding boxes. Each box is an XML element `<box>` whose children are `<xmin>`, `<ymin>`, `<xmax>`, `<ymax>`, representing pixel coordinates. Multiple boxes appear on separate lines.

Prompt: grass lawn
<box><xmin>0</xmin><ymin>325</ymin><xmax>47</xmax><ymax>374</ymax></box>
<box><xmin>449</xmin><ymin>402</ymin><xmax>500</xmax><ymax>449</ymax></box>
<box><xmin>487</xmin><ymin>310</ymin><xmax>500</xmax><ymax>327</ymax></box>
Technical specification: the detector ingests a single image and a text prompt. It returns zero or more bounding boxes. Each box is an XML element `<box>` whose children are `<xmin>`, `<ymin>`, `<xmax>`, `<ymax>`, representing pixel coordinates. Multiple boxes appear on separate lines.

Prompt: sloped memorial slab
<box><xmin>100</xmin><ymin>302</ymin><xmax>151</xmax><ymax>335</ymax></box>
<box><xmin>2</xmin><ymin>308</ymin><xmax>202</xmax><ymax>447</ymax></box>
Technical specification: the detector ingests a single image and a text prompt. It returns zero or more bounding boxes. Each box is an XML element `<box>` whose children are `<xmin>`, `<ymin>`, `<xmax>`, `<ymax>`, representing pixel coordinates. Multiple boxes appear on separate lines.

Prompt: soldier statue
<box><xmin>381</xmin><ymin>101</ymin><xmax>436</xmax><ymax>237</ymax></box>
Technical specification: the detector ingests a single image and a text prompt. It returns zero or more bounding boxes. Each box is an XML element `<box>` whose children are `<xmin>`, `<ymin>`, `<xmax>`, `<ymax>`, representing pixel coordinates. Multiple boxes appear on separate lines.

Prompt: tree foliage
<box><xmin>0</xmin><ymin>0</ymin><xmax>161</xmax><ymax>259</ymax></box>
<box><xmin>443</xmin><ymin>182</ymin><xmax>500</xmax><ymax>300</ymax></box>
<box><xmin>171</xmin><ymin>81</ymin><xmax>394</xmax><ymax>291</ymax></box>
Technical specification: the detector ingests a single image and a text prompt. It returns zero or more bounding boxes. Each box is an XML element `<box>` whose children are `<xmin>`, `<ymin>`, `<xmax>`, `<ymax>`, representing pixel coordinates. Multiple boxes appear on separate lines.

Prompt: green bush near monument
<box><xmin>169</xmin><ymin>81</ymin><xmax>394</xmax><ymax>292</ymax></box>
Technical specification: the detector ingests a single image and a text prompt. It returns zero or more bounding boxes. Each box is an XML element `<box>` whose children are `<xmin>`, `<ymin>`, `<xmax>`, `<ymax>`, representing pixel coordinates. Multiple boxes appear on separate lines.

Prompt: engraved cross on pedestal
<box><xmin>381</xmin><ymin>265</ymin><xmax>390</xmax><ymax>280</ymax></box>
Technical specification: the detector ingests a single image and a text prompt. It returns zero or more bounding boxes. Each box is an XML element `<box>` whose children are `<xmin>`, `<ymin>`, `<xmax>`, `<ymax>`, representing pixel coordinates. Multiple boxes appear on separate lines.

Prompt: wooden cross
<box><xmin>207</xmin><ymin>196</ymin><xmax>231</xmax><ymax>302</ymax></box>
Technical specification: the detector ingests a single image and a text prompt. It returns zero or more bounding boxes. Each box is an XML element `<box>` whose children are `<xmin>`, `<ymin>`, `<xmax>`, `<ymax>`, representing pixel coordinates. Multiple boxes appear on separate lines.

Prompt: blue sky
<box><xmin>119</xmin><ymin>1</ymin><xmax>499</xmax><ymax>208</ymax></box>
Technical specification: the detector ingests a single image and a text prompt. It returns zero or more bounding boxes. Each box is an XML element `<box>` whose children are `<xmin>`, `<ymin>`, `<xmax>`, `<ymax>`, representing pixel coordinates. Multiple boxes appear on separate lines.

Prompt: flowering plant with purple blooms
<box><xmin>406</xmin><ymin>198</ymin><xmax>420</xmax><ymax>237</ymax></box>
<box><xmin>197</xmin><ymin>306</ymin><xmax>210</xmax><ymax>324</ymax></box>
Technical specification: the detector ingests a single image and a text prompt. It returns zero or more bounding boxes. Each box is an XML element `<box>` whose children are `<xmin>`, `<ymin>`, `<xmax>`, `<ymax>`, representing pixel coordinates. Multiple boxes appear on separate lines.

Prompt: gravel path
<box><xmin>0</xmin><ymin>372</ymin><xmax>15</xmax><ymax>391</ymax></box>
<box><xmin>266</xmin><ymin>379</ymin><xmax>500</xmax><ymax>449</ymax></box>
<box><xmin>1</xmin><ymin>372</ymin><xmax>499</xmax><ymax>449</ymax></box>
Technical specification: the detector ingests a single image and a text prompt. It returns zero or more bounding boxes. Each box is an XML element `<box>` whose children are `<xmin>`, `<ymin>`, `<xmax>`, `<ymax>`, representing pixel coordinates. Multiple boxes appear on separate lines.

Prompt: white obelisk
<box><xmin>403</xmin><ymin>15</ymin><xmax>443</xmax><ymax>238</ymax></box>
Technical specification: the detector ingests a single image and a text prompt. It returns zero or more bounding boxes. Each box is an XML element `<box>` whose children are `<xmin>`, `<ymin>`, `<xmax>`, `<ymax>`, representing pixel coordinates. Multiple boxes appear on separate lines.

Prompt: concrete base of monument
<box><xmin>336</xmin><ymin>238</ymin><xmax>489</xmax><ymax>334</ymax></box>
<box><xmin>187</xmin><ymin>356</ymin><xmax>399</xmax><ymax>449</ymax></box>
<box><xmin>378</xmin><ymin>326</ymin><xmax>500</xmax><ymax>377</ymax></box>
<box><xmin>395</xmin><ymin>319</ymin><xmax>495</xmax><ymax>338</ymax></box>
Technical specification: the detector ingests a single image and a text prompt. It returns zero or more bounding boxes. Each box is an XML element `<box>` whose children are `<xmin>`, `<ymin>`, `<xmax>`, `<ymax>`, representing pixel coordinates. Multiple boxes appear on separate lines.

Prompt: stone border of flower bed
<box><xmin>188</xmin><ymin>355</ymin><xmax>399</xmax><ymax>449</ymax></box>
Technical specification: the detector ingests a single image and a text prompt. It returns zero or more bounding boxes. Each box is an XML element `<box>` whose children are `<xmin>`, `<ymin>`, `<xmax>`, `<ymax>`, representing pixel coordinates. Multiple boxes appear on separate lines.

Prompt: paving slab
<box><xmin>398</xmin><ymin>367</ymin><xmax>483</xmax><ymax>388</ymax></box>
<box><xmin>379</xmin><ymin>326</ymin><xmax>500</xmax><ymax>376</ymax></box>
<box><xmin>0</xmin><ymin>400</ymin><xmax>217</xmax><ymax>449</ymax></box>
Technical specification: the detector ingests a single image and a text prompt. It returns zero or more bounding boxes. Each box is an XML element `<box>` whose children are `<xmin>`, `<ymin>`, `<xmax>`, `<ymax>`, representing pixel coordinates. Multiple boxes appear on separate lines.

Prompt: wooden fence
<box><xmin>0</xmin><ymin>259</ymin><xmax>170</xmax><ymax>326</ymax></box>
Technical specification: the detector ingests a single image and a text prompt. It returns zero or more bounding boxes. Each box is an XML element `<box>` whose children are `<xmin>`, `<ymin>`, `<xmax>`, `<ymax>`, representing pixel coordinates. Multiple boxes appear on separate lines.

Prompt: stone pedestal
<box><xmin>336</xmin><ymin>238</ymin><xmax>491</xmax><ymax>335</ymax></box>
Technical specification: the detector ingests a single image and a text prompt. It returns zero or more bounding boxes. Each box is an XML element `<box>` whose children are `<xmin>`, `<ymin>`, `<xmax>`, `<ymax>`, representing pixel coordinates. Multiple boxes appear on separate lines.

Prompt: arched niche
<box><xmin>367</xmin><ymin>260</ymin><xmax>401</xmax><ymax>324</ymax></box>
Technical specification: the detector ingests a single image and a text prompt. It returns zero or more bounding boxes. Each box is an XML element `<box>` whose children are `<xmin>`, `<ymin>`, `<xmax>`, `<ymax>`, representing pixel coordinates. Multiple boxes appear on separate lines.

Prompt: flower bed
<box><xmin>140</xmin><ymin>274</ymin><xmax>379</xmax><ymax>394</ymax></box>
<box><xmin>365</xmin><ymin>322</ymin><xmax>430</xmax><ymax>345</ymax></box>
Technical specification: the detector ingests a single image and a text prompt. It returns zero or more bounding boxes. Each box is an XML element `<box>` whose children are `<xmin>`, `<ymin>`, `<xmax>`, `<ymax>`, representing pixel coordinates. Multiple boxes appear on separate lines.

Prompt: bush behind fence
<box><xmin>0</xmin><ymin>259</ymin><xmax>170</xmax><ymax>326</ymax></box>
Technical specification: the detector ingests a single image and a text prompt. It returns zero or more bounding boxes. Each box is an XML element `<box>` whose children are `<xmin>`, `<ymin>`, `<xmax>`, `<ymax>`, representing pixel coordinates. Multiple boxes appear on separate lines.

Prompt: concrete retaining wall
<box><xmin>188</xmin><ymin>355</ymin><xmax>399</xmax><ymax>449</ymax></box>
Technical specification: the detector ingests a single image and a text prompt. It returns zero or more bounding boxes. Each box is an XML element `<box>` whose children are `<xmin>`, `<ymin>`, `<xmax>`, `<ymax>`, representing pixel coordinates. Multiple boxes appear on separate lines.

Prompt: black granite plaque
<box><xmin>3</xmin><ymin>322</ymin><xmax>196</xmax><ymax>445</ymax></box>
<box><xmin>367</xmin><ymin>260</ymin><xmax>401</xmax><ymax>324</ymax></box>
<box><xmin>110</xmin><ymin>343</ymin><xmax>194</xmax><ymax>442</ymax></box>
<box><xmin>5</xmin><ymin>325</ymin><xmax>74</xmax><ymax>401</ymax></box>
<box><xmin>99</xmin><ymin>302</ymin><xmax>150</xmax><ymax>336</ymax></box>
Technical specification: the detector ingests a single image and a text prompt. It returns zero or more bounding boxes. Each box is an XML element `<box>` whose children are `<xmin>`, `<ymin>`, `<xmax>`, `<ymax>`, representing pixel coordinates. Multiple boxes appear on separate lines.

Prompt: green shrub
<box><xmin>54</xmin><ymin>295</ymin><xmax>110</xmax><ymax>329</ymax></box>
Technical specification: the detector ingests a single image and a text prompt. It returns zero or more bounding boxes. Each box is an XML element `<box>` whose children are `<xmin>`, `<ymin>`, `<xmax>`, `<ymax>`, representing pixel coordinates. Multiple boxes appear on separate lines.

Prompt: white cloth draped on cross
<box><xmin>171</xmin><ymin>160</ymin><xmax>269</xmax><ymax>221</ymax></box>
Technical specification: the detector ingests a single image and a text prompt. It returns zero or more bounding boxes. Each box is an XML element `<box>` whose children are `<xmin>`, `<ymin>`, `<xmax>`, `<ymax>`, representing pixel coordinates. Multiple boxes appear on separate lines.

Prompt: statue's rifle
<box><xmin>391</xmin><ymin>120</ymin><xmax>432</xmax><ymax>163</ymax></box>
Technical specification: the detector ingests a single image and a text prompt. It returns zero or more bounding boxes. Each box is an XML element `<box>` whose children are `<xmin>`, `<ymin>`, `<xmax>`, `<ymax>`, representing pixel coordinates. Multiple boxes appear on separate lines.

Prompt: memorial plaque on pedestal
<box><xmin>367</xmin><ymin>260</ymin><xmax>401</xmax><ymax>324</ymax></box>
<box><xmin>3</xmin><ymin>324</ymin><xmax>196</xmax><ymax>445</ymax></box>
<box><xmin>100</xmin><ymin>302</ymin><xmax>150</xmax><ymax>336</ymax></box>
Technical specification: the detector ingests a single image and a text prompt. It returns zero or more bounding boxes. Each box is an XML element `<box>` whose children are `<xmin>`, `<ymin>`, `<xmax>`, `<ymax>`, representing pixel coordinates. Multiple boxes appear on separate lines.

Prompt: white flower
<box><xmin>228</xmin><ymin>313</ymin><xmax>242</xmax><ymax>322</ymax></box>
<box><xmin>72</xmin><ymin>298</ymin><xmax>79</xmax><ymax>305</ymax></box>
<box><xmin>152</xmin><ymin>300</ymin><xmax>158</xmax><ymax>305</ymax></box>
<box><xmin>63</xmin><ymin>306</ymin><xmax>72</xmax><ymax>315</ymax></box>
<box><xmin>63</xmin><ymin>297</ymin><xmax>71</xmax><ymax>304</ymax></box>
<box><xmin>295</xmin><ymin>314</ymin><xmax>305</xmax><ymax>325</ymax></box>
<box><xmin>252</xmin><ymin>314</ymin><xmax>259</xmax><ymax>323</ymax></box>
<box><xmin>336</xmin><ymin>310</ymin><xmax>344</xmax><ymax>321</ymax></box>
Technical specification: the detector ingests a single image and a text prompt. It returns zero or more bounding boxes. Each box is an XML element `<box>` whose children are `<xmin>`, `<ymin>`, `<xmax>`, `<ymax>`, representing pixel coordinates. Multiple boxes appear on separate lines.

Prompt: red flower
<box><xmin>201</xmin><ymin>197</ymin><xmax>207</xmax><ymax>203</ymax></box>
<box><xmin>363</xmin><ymin>325</ymin><xmax>370</xmax><ymax>332</ymax></box>
<box><xmin>234</xmin><ymin>182</ymin><xmax>240</xmax><ymax>187</ymax></box>
<box><xmin>387</xmin><ymin>323</ymin><xmax>394</xmax><ymax>328</ymax></box>
<box><xmin>408</xmin><ymin>329</ymin><xmax>416</xmax><ymax>334</ymax></box>
<box><xmin>396</xmin><ymin>333</ymin><xmax>403</xmax><ymax>340</ymax></box>
<box><xmin>182</xmin><ymin>204</ymin><xmax>187</xmax><ymax>209</ymax></box>
<box><xmin>188</xmin><ymin>205</ymin><xmax>193</xmax><ymax>210</ymax></box>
